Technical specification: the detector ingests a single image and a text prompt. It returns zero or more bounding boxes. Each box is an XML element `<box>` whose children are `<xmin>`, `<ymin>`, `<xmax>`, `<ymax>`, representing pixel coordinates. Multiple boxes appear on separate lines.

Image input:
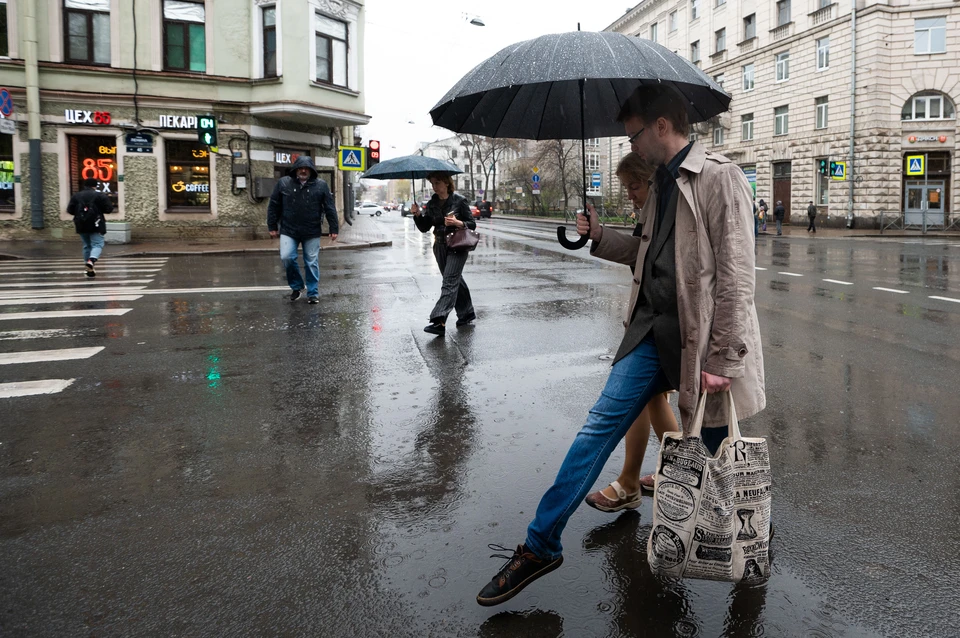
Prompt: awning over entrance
<box><xmin>249</xmin><ymin>102</ymin><xmax>371</xmax><ymax>128</ymax></box>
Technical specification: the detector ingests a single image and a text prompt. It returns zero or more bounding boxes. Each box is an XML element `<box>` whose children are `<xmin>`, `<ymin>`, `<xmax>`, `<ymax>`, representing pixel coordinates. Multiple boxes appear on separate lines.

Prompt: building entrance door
<box><xmin>772</xmin><ymin>161</ymin><xmax>792</xmax><ymax>221</ymax></box>
<box><xmin>904</xmin><ymin>181</ymin><xmax>945</xmax><ymax>227</ymax></box>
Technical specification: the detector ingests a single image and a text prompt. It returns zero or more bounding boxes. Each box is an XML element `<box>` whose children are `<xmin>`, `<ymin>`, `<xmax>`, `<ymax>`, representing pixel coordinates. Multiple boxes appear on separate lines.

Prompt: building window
<box><xmin>741</xmin><ymin>113</ymin><xmax>754</xmax><ymax>141</ymax></box>
<box><xmin>713</xmin><ymin>126</ymin><xmax>724</xmax><ymax>145</ymax></box>
<box><xmin>715</xmin><ymin>28</ymin><xmax>726</xmax><ymax>53</ymax></box>
<box><xmin>714</xmin><ymin>73</ymin><xmax>725</xmax><ymax>89</ymax></box>
<box><xmin>316</xmin><ymin>13</ymin><xmax>347</xmax><ymax>86</ymax></box>
<box><xmin>64</xmin><ymin>0</ymin><xmax>111</xmax><ymax>65</ymax></box>
<box><xmin>262</xmin><ymin>6</ymin><xmax>277</xmax><ymax>77</ymax></box>
<box><xmin>0</xmin><ymin>133</ymin><xmax>13</xmax><ymax>210</ymax></box>
<box><xmin>650</xmin><ymin>22</ymin><xmax>658</xmax><ymax>43</ymax></box>
<box><xmin>816</xmin><ymin>37</ymin><xmax>830</xmax><ymax>70</ymax></box>
<box><xmin>669</xmin><ymin>10</ymin><xmax>678</xmax><ymax>32</ymax></box>
<box><xmin>742</xmin><ymin>63</ymin><xmax>754</xmax><ymax>91</ymax></box>
<box><xmin>691</xmin><ymin>0</ymin><xmax>699</xmax><ymax>21</ymax></box>
<box><xmin>0</xmin><ymin>0</ymin><xmax>8</xmax><ymax>57</ymax></box>
<box><xmin>585</xmin><ymin>152</ymin><xmax>600</xmax><ymax>171</ymax></box>
<box><xmin>774</xmin><ymin>105</ymin><xmax>789</xmax><ymax>136</ymax></box>
<box><xmin>273</xmin><ymin>147</ymin><xmax>312</xmax><ymax>179</ymax></box>
<box><xmin>819</xmin><ymin>0</ymin><xmax>831</xmax><ymax>7</ymax></box>
<box><xmin>776</xmin><ymin>0</ymin><xmax>790</xmax><ymax>27</ymax></box>
<box><xmin>816</xmin><ymin>158</ymin><xmax>829</xmax><ymax>205</ymax></box>
<box><xmin>163</xmin><ymin>0</ymin><xmax>206</xmax><ymax>72</ymax></box>
<box><xmin>901</xmin><ymin>92</ymin><xmax>956</xmax><ymax>120</ymax></box>
<box><xmin>815</xmin><ymin>96</ymin><xmax>829</xmax><ymax>129</ymax></box>
<box><xmin>743</xmin><ymin>14</ymin><xmax>756</xmax><ymax>40</ymax></box>
<box><xmin>716</xmin><ymin>0</ymin><xmax>726</xmax><ymax>6</ymax></box>
<box><xmin>68</xmin><ymin>135</ymin><xmax>117</xmax><ymax>209</ymax></box>
<box><xmin>691</xmin><ymin>40</ymin><xmax>700</xmax><ymax>63</ymax></box>
<box><xmin>915</xmin><ymin>17</ymin><xmax>946</xmax><ymax>55</ymax></box>
<box><xmin>585</xmin><ymin>138</ymin><xmax>600</xmax><ymax>148</ymax></box>
<box><xmin>166</xmin><ymin>139</ymin><xmax>210</xmax><ymax>210</ymax></box>
<box><xmin>775</xmin><ymin>51</ymin><xmax>790</xmax><ymax>82</ymax></box>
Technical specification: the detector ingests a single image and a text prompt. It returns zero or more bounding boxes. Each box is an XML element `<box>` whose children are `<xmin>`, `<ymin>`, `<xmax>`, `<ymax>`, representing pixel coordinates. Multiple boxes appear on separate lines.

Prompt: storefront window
<box><xmin>0</xmin><ymin>133</ymin><xmax>13</xmax><ymax>209</ymax></box>
<box><xmin>273</xmin><ymin>147</ymin><xmax>312</xmax><ymax>179</ymax></box>
<box><xmin>166</xmin><ymin>139</ymin><xmax>210</xmax><ymax>210</ymax></box>
<box><xmin>68</xmin><ymin>134</ymin><xmax>118</xmax><ymax>209</ymax></box>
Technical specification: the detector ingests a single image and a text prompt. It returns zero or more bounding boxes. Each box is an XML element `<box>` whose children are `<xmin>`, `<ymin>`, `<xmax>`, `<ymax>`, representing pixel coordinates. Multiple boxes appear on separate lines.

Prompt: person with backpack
<box><xmin>67</xmin><ymin>178</ymin><xmax>112</xmax><ymax>278</ymax></box>
<box><xmin>773</xmin><ymin>200</ymin><xmax>786</xmax><ymax>236</ymax></box>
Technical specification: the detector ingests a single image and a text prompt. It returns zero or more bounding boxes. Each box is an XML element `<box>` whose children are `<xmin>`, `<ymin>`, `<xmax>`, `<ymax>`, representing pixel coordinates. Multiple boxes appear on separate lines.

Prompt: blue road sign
<box><xmin>532</xmin><ymin>174</ymin><xmax>541</xmax><ymax>183</ymax></box>
<box><xmin>0</xmin><ymin>88</ymin><xmax>13</xmax><ymax>117</ymax></box>
<box><xmin>592</xmin><ymin>172</ymin><xmax>602</xmax><ymax>187</ymax></box>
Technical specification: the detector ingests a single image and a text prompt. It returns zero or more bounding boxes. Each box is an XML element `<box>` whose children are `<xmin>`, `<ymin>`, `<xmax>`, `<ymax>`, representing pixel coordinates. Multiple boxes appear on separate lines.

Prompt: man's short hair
<box><xmin>82</xmin><ymin>178</ymin><xmax>98</xmax><ymax>189</ymax></box>
<box><xmin>617</xmin><ymin>84</ymin><xmax>691</xmax><ymax>137</ymax></box>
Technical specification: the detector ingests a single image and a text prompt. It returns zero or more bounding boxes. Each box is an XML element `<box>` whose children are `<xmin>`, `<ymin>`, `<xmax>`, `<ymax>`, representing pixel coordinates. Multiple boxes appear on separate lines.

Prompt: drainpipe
<box><xmin>23</xmin><ymin>0</ymin><xmax>43</xmax><ymax>229</ymax></box>
<box><xmin>846</xmin><ymin>0</ymin><xmax>856</xmax><ymax>229</ymax></box>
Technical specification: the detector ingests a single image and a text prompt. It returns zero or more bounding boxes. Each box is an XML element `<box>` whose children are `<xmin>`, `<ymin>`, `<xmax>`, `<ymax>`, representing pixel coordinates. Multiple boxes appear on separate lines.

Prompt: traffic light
<box><xmin>817</xmin><ymin>158</ymin><xmax>829</xmax><ymax>175</ymax></box>
<box><xmin>197</xmin><ymin>115</ymin><xmax>218</xmax><ymax>147</ymax></box>
<box><xmin>368</xmin><ymin>140</ymin><xmax>381</xmax><ymax>166</ymax></box>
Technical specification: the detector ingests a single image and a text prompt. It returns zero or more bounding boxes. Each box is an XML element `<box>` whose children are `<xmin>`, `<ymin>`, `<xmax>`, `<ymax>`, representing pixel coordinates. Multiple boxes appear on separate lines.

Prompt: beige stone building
<box><xmin>0</xmin><ymin>0</ymin><xmax>370</xmax><ymax>241</ymax></box>
<box><xmin>607</xmin><ymin>0</ymin><xmax>960</xmax><ymax>229</ymax></box>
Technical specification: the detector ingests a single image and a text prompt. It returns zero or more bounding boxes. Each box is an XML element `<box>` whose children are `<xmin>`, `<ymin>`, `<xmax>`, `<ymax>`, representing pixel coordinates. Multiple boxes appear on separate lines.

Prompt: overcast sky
<box><xmin>360</xmin><ymin>0</ymin><xmax>632</xmax><ymax>160</ymax></box>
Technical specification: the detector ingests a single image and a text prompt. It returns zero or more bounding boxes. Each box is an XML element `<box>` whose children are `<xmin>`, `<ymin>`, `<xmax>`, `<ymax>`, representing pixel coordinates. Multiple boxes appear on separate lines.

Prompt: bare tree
<box><xmin>534</xmin><ymin>140</ymin><xmax>582</xmax><ymax>213</ymax></box>
<box><xmin>467</xmin><ymin>136</ymin><xmax>520</xmax><ymax>205</ymax></box>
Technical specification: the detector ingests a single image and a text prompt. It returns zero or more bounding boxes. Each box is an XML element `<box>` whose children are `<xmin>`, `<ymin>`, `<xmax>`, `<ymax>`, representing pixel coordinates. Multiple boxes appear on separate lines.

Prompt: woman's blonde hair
<box><xmin>427</xmin><ymin>172</ymin><xmax>456</xmax><ymax>194</ymax></box>
<box><xmin>616</xmin><ymin>152</ymin><xmax>655</xmax><ymax>185</ymax></box>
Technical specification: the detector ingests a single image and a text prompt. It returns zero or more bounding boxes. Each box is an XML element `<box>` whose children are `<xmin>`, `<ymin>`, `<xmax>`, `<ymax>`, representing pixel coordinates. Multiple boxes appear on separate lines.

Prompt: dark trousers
<box><xmin>807</xmin><ymin>215</ymin><xmax>817</xmax><ymax>232</ymax></box>
<box><xmin>430</xmin><ymin>240</ymin><xmax>474</xmax><ymax>323</ymax></box>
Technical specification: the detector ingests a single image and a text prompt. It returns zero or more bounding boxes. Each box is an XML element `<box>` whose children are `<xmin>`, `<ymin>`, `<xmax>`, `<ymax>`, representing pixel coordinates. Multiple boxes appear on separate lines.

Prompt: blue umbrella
<box><xmin>362</xmin><ymin>155</ymin><xmax>463</xmax><ymax>203</ymax></box>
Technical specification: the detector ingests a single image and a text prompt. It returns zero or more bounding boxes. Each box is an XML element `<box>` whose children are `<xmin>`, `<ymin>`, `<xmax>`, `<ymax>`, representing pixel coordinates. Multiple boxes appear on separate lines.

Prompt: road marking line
<box><xmin>0</xmin><ymin>269</ymin><xmax>160</xmax><ymax>276</ymax></box>
<box><xmin>777</xmin><ymin>272</ymin><xmax>804</xmax><ymax>277</ymax></box>
<box><xmin>755</xmin><ymin>267</ymin><xmax>768</xmax><ymax>271</ymax></box>
<box><xmin>0</xmin><ymin>378</ymin><xmax>76</xmax><ymax>398</ymax></box>
<box><xmin>822</xmin><ymin>279</ymin><xmax>854</xmax><ymax>286</ymax></box>
<box><xmin>0</xmin><ymin>328</ymin><xmax>81</xmax><ymax>341</ymax></box>
<box><xmin>0</xmin><ymin>346</ymin><xmax>104</xmax><ymax>365</ymax></box>
<box><xmin>930</xmin><ymin>295</ymin><xmax>960</xmax><ymax>304</ymax></box>
<box><xmin>135</xmin><ymin>286</ymin><xmax>289</xmax><ymax>295</ymax></box>
<box><xmin>0</xmin><ymin>295</ymin><xmax>143</xmax><ymax>306</ymax></box>
<box><xmin>5</xmin><ymin>258</ymin><xmax>168</xmax><ymax>264</ymax></box>
<box><xmin>0</xmin><ymin>279</ymin><xmax>154</xmax><ymax>288</ymax></box>
<box><xmin>0</xmin><ymin>308</ymin><xmax>132</xmax><ymax>320</ymax></box>
<box><xmin>0</xmin><ymin>287</ymin><xmax>147</xmax><ymax>300</ymax></box>
<box><xmin>873</xmin><ymin>287</ymin><xmax>909</xmax><ymax>294</ymax></box>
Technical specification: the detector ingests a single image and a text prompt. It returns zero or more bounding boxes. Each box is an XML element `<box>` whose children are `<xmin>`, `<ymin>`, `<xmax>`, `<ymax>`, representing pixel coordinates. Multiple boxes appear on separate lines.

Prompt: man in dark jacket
<box><xmin>806</xmin><ymin>201</ymin><xmax>817</xmax><ymax>233</ymax></box>
<box><xmin>267</xmin><ymin>156</ymin><xmax>339</xmax><ymax>304</ymax></box>
<box><xmin>773</xmin><ymin>200</ymin><xmax>786</xmax><ymax>236</ymax></box>
<box><xmin>67</xmin><ymin>178</ymin><xmax>112</xmax><ymax>278</ymax></box>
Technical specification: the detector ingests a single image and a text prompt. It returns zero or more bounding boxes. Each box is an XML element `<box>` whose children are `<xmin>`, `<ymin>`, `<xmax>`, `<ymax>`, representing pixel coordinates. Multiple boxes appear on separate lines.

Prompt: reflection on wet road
<box><xmin>1</xmin><ymin>215</ymin><xmax>957</xmax><ymax>636</ymax></box>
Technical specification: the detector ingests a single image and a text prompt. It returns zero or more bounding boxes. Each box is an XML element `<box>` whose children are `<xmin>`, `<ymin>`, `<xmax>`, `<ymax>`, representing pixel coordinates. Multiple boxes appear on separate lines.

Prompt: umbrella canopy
<box><xmin>361</xmin><ymin>154</ymin><xmax>462</xmax><ymax>181</ymax></box>
<box><xmin>430</xmin><ymin>31</ymin><xmax>730</xmax><ymax>140</ymax></box>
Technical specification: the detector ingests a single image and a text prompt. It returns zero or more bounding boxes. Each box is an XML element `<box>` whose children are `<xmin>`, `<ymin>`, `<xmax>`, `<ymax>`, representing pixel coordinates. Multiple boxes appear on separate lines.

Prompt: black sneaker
<box><xmin>85</xmin><ymin>260</ymin><xmax>96</xmax><ymax>278</ymax></box>
<box><xmin>423</xmin><ymin>322</ymin><xmax>445</xmax><ymax>336</ymax></box>
<box><xmin>455</xmin><ymin>313</ymin><xmax>476</xmax><ymax>327</ymax></box>
<box><xmin>307</xmin><ymin>296</ymin><xmax>319</xmax><ymax>304</ymax></box>
<box><xmin>476</xmin><ymin>544</ymin><xmax>563</xmax><ymax>607</ymax></box>
<box><xmin>290</xmin><ymin>289</ymin><xmax>304</xmax><ymax>302</ymax></box>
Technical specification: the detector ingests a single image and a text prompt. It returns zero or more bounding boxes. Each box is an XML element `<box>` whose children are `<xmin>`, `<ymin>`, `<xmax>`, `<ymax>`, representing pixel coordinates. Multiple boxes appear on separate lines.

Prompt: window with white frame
<box><xmin>741</xmin><ymin>113</ymin><xmax>754</xmax><ymax>141</ymax></box>
<box><xmin>691</xmin><ymin>40</ymin><xmax>700</xmax><ymax>63</ymax></box>
<box><xmin>819</xmin><ymin>0</ymin><xmax>831</xmax><ymax>7</ymax></box>
<box><xmin>262</xmin><ymin>5</ymin><xmax>277</xmax><ymax>78</ymax></box>
<box><xmin>713</xmin><ymin>126</ymin><xmax>724</xmax><ymax>145</ymax></box>
<box><xmin>742</xmin><ymin>63</ymin><xmax>754</xmax><ymax>91</ymax></box>
<box><xmin>316</xmin><ymin>12</ymin><xmax>347</xmax><ymax>87</ymax></box>
<box><xmin>714</xmin><ymin>73</ymin><xmax>724</xmax><ymax>89</ymax></box>
<box><xmin>775</xmin><ymin>51</ymin><xmax>790</xmax><ymax>82</ymax></box>
<box><xmin>774</xmin><ymin>105</ymin><xmax>789</xmax><ymax>136</ymax></box>
<box><xmin>776</xmin><ymin>0</ymin><xmax>790</xmax><ymax>27</ymax></box>
<box><xmin>815</xmin><ymin>96</ymin><xmax>828</xmax><ymax>129</ymax></box>
<box><xmin>650</xmin><ymin>22</ymin><xmax>658</xmax><ymax>43</ymax></box>
<box><xmin>163</xmin><ymin>0</ymin><xmax>205</xmax><ymax>72</ymax></box>
<box><xmin>715</xmin><ymin>28</ymin><xmax>726</xmax><ymax>53</ymax></box>
<box><xmin>585</xmin><ymin>152</ymin><xmax>600</xmax><ymax>171</ymax></box>
<box><xmin>915</xmin><ymin>17</ymin><xmax>946</xmax><ymax>55</ymax></box>
<box><xmin>716</xmin><ymin>0</ymin><xmax>726</xmax><ymax>7</ymax></box>
<box><xmin>669</xmin><ymin>10</ymin><xmax>678</xmax><ymax>32</ymax></box>
<box><xmin>691</xmin><ymin>0</ymin><xmax>700</xmax><ymax>21</ymax></box>
<box><xmin>64</xmin><ymin>0</ymin><xmax>111</xmax><ymax>65</ymax></box>
<box><xmin>585</xmin><ymin>138</ymin><xmax>600</xmax><ymax>148</ymax></box>
<box><xmin>901</xmin><ymin>91</ymin><xmax>956</xmax><ymax>120</ymax></box>
<box><xmin>816</xmin><ymin>37</ymin><xmax>830</xmax><ymax>70</ymax></box>
<box><xmin>743</xmin><ymin>13</ymin><xmax>756</xmax><ymax>40</ymax></box>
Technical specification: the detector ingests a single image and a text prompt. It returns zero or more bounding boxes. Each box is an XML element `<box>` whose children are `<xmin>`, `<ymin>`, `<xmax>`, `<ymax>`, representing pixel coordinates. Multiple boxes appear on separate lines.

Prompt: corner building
<box><xmin>0</xmin><ymin>0</ymin><xmax>369</xmax><ymax>240</ymax></box>
<box><xmin>607</xmin><ymin>0</ymin><xmax>960</xmax><ymax>229</ymax></box>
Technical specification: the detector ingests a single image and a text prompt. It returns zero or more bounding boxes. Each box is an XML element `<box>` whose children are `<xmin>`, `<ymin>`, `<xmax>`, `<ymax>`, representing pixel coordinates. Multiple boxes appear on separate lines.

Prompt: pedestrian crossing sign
<box><xmin>906</xmin><ymin>155</ymin><xmax>925</xmax><ymax>176</ymax></box>
<box><xmin>338</xmin><ymin>145</ymin><xmax>366</xmax><ymax>171</ymax></box>
<box><xmin>830</xmin><ymin>161</ymin><xmax>846</xmax><ymax>180</ymax></box>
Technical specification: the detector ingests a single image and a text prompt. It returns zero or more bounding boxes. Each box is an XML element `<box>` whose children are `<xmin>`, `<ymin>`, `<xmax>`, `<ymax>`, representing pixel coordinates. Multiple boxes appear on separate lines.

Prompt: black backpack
<box><xmin>72</xmin><ymin>190</ymin><xmax>105</xmax><ymax>233</ymax></box>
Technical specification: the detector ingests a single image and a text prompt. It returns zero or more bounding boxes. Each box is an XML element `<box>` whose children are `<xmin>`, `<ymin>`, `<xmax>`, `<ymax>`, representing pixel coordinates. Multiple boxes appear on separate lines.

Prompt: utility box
<box><xmin>104</xmin><ymin>222</ymin><xmax>131</xmax><ymax>244</ymax></box>
<box><xmin>254</xmin><ymin>177</ymin><xmax>277</xmax><ymax>199</ymax></box>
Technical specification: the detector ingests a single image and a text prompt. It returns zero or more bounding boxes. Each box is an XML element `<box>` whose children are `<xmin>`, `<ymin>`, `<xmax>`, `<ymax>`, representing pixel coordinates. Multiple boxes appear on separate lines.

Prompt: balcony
<box><xmin>771</xmin><ymin>22</ymin><xmax>793</xmax><ymax>42</ymax></box>
<box><xmin>737</xmin><ymin>36</ymin><xmax>757</xmax><ymax>52</ymax></box>
<box><xmin>810</xmin><ymin>3</ymin><xmax>837</xmax><ymax>27</ymax></box>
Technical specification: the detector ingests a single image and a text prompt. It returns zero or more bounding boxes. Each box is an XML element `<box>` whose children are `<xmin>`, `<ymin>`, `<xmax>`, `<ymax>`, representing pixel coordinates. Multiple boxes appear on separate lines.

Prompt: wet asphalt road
<box><xmin>2</xmin><ymin>215</ymin><xmax>959</xmax><ymax>637</ymax></box>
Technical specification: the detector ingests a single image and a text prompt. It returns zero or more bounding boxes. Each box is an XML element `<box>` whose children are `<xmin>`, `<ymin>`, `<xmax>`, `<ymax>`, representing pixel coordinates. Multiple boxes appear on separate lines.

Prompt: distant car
<box><xmin>478</xmin><ymin>200</ymin><xmax>493</xmax><ymax>218</ymax></box>
<box><xmin>355</xmin><ymin>202</ymin><xmax>384</xmax><ymax>216</ymax></box>
<box><xmin>470</xmin><ymin>205</ymin><xmax>481</xmax><ymax>218</ymax></box>
<box><xmin>400</xmin><ymin>203</ymin><xmax>411</xmax><ymax>216</ymax></box>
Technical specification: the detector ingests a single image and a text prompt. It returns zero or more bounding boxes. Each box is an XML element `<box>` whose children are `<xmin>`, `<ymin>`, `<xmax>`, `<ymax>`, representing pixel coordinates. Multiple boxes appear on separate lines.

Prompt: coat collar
<box><xmin>678</xmin><ymin>141</ymin><xmax>708</xmax><ymax>176</ymax></box>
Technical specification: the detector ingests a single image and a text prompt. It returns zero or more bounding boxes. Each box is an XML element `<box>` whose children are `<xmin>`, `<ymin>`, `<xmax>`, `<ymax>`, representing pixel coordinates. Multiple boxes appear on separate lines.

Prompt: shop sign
<box><xmin>125</xmin><ymin>131</ymin><xmax>154</xmax><ymax>154</ymax></box>
<box><xmin>65</xmin><ymin>109</ymin><xmax>111</xmax><ymax>125</ymax></box>
<box><xmin>907</xmin><ymin>135</ymin><xmax>948</xmax><ymax>144</ymax></box>
<box><xmin>275</xmin><ymin>152</ymin><xmax>307</xmax><ymax>164</ymax></box>
<box><xmin>171</xmin><ymin>180</ymin><xmax>209</xmax><ymax>193</ymax></box>
<box><xmin>160</xmin><ymin>115</ymin><xmax>198</xmax><ymax>129</ymax></box>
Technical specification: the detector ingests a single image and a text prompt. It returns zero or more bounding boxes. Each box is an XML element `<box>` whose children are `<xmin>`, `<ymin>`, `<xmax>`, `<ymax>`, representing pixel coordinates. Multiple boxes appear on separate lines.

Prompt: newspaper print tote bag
<box><xmin>647</xmin><ymin>391</ymin><xmax>772</xmax><ymax>583</ymax></box>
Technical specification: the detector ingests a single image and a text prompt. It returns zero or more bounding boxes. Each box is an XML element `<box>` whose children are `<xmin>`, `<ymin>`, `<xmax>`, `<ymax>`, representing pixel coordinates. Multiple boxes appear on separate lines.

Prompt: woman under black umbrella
<box><xmin>411</xmin><ymin>172</ymin><xmax>477</xmax><ymax>336</ymax></box>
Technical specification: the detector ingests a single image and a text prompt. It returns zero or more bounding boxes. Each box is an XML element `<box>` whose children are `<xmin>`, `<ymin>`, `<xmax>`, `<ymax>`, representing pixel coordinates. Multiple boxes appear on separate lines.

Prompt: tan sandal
<box><xmin>639</xmin><ymin>473</ymin><xmax>656</xmax><ymax>492</ymax></box>
<box><xmin>585</xmin><ymin>480</ymin><xmax>642</xmax><ymax>513</ymax></box>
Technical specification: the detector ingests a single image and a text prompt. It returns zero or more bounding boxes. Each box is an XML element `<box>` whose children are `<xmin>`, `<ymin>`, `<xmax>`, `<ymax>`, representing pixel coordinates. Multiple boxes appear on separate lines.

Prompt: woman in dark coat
<box><xmin>411</xmin><ymin>172</ymin><xmax>477</xmax><ymax>336</ymax></box>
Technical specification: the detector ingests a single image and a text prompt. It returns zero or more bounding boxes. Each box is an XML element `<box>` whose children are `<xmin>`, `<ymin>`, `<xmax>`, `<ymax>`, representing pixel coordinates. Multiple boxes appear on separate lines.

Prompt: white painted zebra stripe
<box><xmin>873</xmin><ymin>287</ymin><xmax>910</xmax><ymax>295</ymax></box>
<box><xmin>0</xmin><ymin>378</ymin><xmax>76</xmax><ymax>398</ymax></box>
<box><xmin>0</xmin><ymin>269</ymin><xmax>160</xmax><ymax>276</ymax></box>
<box><xmin>0</xmin><ymin>308</ymin><xmax>132</xmax><ymax>320</ymax></box>
<box><xmin>134</xmin><ymin>286</ymin><xmax>289</xmax><ymax>295</ymax></box>
<box><xmin>0</xmin><ymin>264</ymin><xmax>164</xmax><ymax>271</ymax></box>
<box><xmin>777</xmin><ymin>272</ymin><xmax>804</xmax><ymax>277</ymax></box>
<box><xmin>0</xmin><ymin>328</ymin><xmax>82</xmax><ymax>341</ymax></box>
<box><xmin>822</xmin><ymin>279</ymin><xmax>854</xmax><ymax>286</ymax></box>
<box><xmin>930</xmin><ymin>295</ymin><xmax>960</xmax><ymax>304</ymax></box>
<box><xmin>0</xmin><ymin>287</ymin><xmax>147</xmax><ymax>300</ymax></box>
<box><xmin>0</xmin><ymin>346</ymin><xmax>104</xmax><ymax>365</ymax></box>
<box><xmin>0</xmin><ymin>258</ymin><xmax>168</xmax><ymax>265</ymax></box>
<box><xmin>0</xmin><ymin>279</ymin><xmax>154</xmax><ymax>288</ymax></box>
<box><xmin>754</xmin><ymin>267</ymin><xmax>768</xmax><ymax>271</ymax></box>
<box><xmin>0</xmin><ymin>295</ymin><xmax>142</xmax><ymax>306</ymax></box>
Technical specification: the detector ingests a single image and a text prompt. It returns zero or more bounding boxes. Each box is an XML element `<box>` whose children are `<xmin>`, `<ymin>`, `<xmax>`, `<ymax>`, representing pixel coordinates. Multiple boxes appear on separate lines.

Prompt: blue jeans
<box><xmin>280</xmin><ymin>234</ymin><xmax>320</xmax><ymax>296</ymax></box>
<box><xmin>80</xmin><ymin>233</ymin><xmax>105</xmax><ymax>261</ymax></box>
<box><xmin>525</xmin><ymin>336</ymin><xmax>672</xmax><ymax>560</ymax></box>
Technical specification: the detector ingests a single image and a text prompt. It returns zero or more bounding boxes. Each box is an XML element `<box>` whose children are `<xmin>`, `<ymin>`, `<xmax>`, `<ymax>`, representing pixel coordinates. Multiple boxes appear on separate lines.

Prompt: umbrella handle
<box><xmin>557</xmin><ymin>225</ymin><xmax>589</xmax><ymax>250</ymax></box>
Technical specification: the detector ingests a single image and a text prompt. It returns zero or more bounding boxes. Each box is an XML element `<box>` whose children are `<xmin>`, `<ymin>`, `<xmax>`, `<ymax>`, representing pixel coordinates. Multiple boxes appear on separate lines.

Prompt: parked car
<box><xmin>478</xmin><ymin>200</ymin><xmax>493</xmax><ymax>218</ymax></box>
<box><xmin>470</xmin><ymin>205</ymin><xmax>481</xmax><ymax>218</ymax></box>
<box><xmin>355</xmin><ymin>202</ymin><xmax>385</xmax><ymax>216</ymax></box>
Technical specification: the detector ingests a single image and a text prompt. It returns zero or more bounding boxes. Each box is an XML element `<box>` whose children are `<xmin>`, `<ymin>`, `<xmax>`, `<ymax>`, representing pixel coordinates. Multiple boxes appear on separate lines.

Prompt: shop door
<box><xmin>904</xmin><ymin>181</ymin><xmax>945</xmax><ymax>226</ymax></box>
<box><xmin>772</xmin><ymin>161</ymin><xmax>792</xmax><ymax>221</ymax></box>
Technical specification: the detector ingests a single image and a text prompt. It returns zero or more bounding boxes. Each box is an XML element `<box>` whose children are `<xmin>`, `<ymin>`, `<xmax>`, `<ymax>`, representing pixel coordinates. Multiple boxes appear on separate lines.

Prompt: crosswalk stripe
<box><xmin>134</xmin><ymin>286</ymin><xmax>289</xmax><ymax>295</ymax></box>
<box><xmin>777</xmin><ymin>272</ymin><xmax>804</xmax><ymax>277</ymax></box>
<box><xmin>873</xmin><ymin>287</ymin><xmax>909</xmax><ymax>294</ymax></box>
<box><xmin>0</xmin><ymin>308</ymin><xmax>132</xmax><ymax>320</ymax></box>
<box><xmin>930</xmin><ymin>295</ymin><xmax>960</xmax><ymax>304</ymax></box>
<box><xmin>0</xmin><ymin>346</ymin><xmax>104</xmax><ymax>365</ymax></box>
<box><xmin>0</xmin><ymin>264</ymin><xmax>164</xmax><ymax>271</ymax></box>
<box><xmin>0</xmin><ymin>378</ymin><xmax>76</xmax><ymax>398</ymax></box>
<box><xmin>0</xmin><ymin>258</ymin><xmax>168</xmax><ymax>265</ymax></box>
<box><xmin>822</xmin><ymin>279</ymin><xmax>854</xmax><ymax>286</ymax></box>
<box><xmin>0</xmin><ymin>328</ymin><xmax>84</xmax><ymax>341</ymax></box>
<box><xmin>0</xmin><ymin>279</ymin><xmax>154</xmax><ymax>288</ymax></box>
<box><xmin>0</xmin><ymin>295</ymin><xmax>143</xmax><ymax>306</ymax></box>
<box><xmin>0</xmin><ymin>269</ymin><xmax>160</xmax><ymax>276</ymax></box>
<box><xmin>0</xmin><ymin>287</ymin><xmax>147</xmax><ymax>300</ymax></box>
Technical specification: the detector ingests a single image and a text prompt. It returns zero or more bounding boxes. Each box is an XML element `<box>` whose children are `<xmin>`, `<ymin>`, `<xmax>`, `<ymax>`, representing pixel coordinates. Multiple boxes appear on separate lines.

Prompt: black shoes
<box><xmin>423</xmin><ymin>322</ymin><xmax>445</xmax><ymax>336</ymax></box>
<box><xmin>85</xmin><ymin>259</ymin><xmax>96</xmax><ymax>278</ymax></box>
<box><xmin>290</xmin><ymin>289</ymin><xmax>304</xmax><ymax>302</ymax></box>
<box><xmin>307</xmin><ymin>296</ymin><xmax>319</xmax><ymax>304</ymax></box>
<box><xmin>476</xmin><ymin>544</ymin><xmax>563</xmax><ymax>607</ymax></box>
<box><xmin>455</xmin><ymin>313</ymin><xmax>476</xmax><ymax>327</ymax></box>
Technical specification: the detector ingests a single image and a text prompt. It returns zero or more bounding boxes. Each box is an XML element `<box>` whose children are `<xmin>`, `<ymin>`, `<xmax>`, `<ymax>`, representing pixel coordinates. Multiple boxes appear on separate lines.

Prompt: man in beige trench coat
<box><xmin>477</xmin><ymin>84</ymin><xmax>765</xmax><ymax>607</ymax></box>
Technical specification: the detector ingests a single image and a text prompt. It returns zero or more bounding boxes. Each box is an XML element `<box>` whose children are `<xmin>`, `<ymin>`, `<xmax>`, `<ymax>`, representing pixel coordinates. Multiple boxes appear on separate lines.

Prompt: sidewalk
<box><xmin>0</xmin><ymin>218</ymin><xmax>391</xmax><ymax>260</ymax></box>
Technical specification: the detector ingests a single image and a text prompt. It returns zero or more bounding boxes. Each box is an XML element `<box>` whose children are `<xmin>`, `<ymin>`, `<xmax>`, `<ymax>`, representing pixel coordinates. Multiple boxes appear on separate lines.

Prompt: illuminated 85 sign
<box><xmin>196</xmin><ymin>115</ymin><xmax>218</xmax><ymax>147</ymax></box>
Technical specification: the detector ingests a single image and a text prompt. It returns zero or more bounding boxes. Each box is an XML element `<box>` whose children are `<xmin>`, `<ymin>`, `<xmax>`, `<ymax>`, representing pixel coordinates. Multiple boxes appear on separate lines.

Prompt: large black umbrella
<box><xmin>362</xmin><ymin>154</ymin><xmax>462</xmax><ymax>204</ymax></box>
<box><xmin>430</xmin><ymin>30</ymin><xmax>730</xmax><ymax>248</ymax></box>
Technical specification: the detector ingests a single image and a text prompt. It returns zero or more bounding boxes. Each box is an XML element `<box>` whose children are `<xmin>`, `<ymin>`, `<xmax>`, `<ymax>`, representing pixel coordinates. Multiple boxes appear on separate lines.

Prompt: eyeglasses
<box><xmin>628</xmin><ymin>127</ymin><xmax>645</xmax><ymax>144</ymax></box>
